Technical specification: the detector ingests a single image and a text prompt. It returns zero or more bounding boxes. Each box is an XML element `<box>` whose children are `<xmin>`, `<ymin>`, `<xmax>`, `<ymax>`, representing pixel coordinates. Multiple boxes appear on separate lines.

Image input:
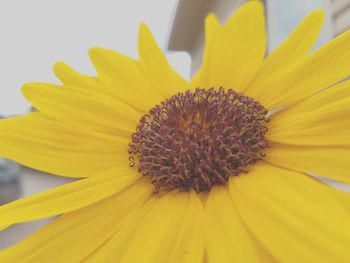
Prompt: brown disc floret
<box><xmin>129</xmin><ymin>87</ymin><xmax>269</xmax><ymax>192</ymax></box>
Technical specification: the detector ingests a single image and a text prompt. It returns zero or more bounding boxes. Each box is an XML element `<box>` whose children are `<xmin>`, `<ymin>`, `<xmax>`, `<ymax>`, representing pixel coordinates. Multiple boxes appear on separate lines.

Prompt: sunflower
<box><xmin>1</xmin><ymin>1</ymin><xmax>350</xmax><ymax>262</ymax></box>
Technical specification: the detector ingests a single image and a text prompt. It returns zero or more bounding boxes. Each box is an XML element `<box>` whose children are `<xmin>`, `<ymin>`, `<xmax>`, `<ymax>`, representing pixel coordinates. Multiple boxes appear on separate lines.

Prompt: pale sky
<box><xmin>267</xmin><ymin>0</ymin><xmax>333</xmax><ymax>52</ymax></box>
<box><xmin>0</xmin><ymin>0</ymin><xmax>190</xmax><ymax>116</ymax></box>
<box><xmin>0</xmin><ymin>0</ymin><xmax>334</xmax><ymax>116</ymax></box>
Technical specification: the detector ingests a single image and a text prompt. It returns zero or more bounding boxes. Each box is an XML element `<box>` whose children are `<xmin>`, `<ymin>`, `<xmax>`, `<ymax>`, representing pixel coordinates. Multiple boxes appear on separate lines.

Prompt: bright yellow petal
<box><xmin>205</xmin><ymin>186</ymin><xmax>274</xmax><ymax>263</ymax></box>
<box><xmin>330</xmin><ymin>186</ymin><xmax>350</xmax><ymax>212</ymax></box>
<box><xmin>247</xmin><ymin>9</ymin><xmax>324</xmax><ymax>93</ymax></box>
<box><xmin>265</xmin><ymin>143</ymin><xmax>350</xmax><ymax>184</ymax></box>
<box><xmin>0</xmin><ymin>166</ymin><xmax>138</xmax><ymax>231</ymax></box>
<box><xmin>201</xmin><ymin>14</ymin><xmax>221</xmax><ymax>71</ymax></box>
<box><xmin>0</xmin><ymin>113</ymin><xmax>127</xmax><ymax>178</ymax></box>
<box><xmin>192</xmin><ymin>14</ymin><xmax>221</xmax><ymax>89</ymax></box>
<box><xmin>247</xmin><ymin>27</ymin><xmax>350</xmax><ymax>110</ymax></box>
<box><xmin>0</xmin><ymin>181</ymin><xmax>153</xmax><ymax>263</ymax></box>
<box><xmin>81</xmin><ymin>190</ymin><xmax>159</xmax><ymax>262</ymax></box>
<box><xmin>189</xmin><ymin>70</ymin><xmax>201</xmax><ymax>91</ymax></box>
<box><xmin>157</xmin><ymin>191</ymin><xmax>205</xmax><ymax>263</ymax></box>
<box><xmin>138</xmin><ymin>23</ymin><xmax>189</xmax><ymax>96</ymax></box>
<box><xmin>82</xmin><ymin>191</ymin><xmax>195</xmax><ymax>263</ymax></box>
<box><xmin>54</xmin><ymin>61</ymin><xmax>131</xmax><ymax>111</ymax></box>
<box><xmin>198</xmin><ymin>1</ymin><xmax>266</xmax><ymax>92</ymax></box>
<box><xmin>267</xmin><ymin>80</ymin><xmax>350</xmax><ymax>145</ymax></box>
<box><xmin>89</xmin><ymin>47</ymin><xmax>164</xmax><ymax>111</ymax></box>
<box><xmin>230</xmin><ymin>162</ymin><xmax>350</xmax><ymax>262</ymax></box>
<box><xmin>22</xmin><ymin>82</ymin><xmax>139</xmax><ymax>137</ymax></box>
<box><xmin>53</xmin><ymin>61</ymin><xmax>101</xmax><ymax>91</ymax></box>
<box><xmin>119</xmin><ymin>191</ymin><xmax>190</xmax><ymax>263</ymax></box>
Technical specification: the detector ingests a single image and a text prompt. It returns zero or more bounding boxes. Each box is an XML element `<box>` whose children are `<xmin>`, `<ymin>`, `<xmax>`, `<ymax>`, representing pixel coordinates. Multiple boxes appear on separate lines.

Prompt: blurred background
<box><xmin>0</xmin><ymin>0</ymin><xmax>350</xmax><ymax>249</ymax></box>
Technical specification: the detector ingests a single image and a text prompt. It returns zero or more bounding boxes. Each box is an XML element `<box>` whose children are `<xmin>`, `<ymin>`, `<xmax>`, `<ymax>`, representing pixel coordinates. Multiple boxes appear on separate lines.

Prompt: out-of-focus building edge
<box><xmin>166</xmin><ymin>0</ymin><xmax>249</xmax><ymax>75</ymax></box>
<box><xmin>166</xmin><ymin>0</ymin><xmax>347</xmax><ymax>76</ymax></box>
<box><xmin>332</xmin><ymin>0</ymin><xmax>350</xmax><ymax>35</ymax></box>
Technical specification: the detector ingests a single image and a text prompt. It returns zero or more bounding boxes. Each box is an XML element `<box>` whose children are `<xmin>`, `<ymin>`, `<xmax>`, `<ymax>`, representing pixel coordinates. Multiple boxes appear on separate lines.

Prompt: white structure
<box><xmin>332</xmin><ymin>0</ymin><xmax>350</xmax><ymax>35</ymax></box>
<box><xmin>167</xmin><ymin>0</ymin><xmax>337</xmax><ymax>74</ymax></box>
<box><xmin>167</xmin><ymin>0</ymin><xmax>248</xmax><ymax>73</ymax></box>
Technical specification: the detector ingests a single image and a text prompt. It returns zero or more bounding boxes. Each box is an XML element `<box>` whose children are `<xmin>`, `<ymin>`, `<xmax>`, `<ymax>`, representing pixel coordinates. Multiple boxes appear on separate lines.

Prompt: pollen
<box><xmin>128</xmin><ymin>87</ymin><xmax>269</xmax><ymax>192</ymax></box>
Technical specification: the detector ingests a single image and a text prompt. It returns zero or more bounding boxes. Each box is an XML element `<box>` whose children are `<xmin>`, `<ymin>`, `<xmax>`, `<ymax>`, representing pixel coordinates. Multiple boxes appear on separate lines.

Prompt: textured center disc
<box><xmin>129</xmin><ymin>87</ymin><xmax>269</xmax><ymax>192</ymax></box>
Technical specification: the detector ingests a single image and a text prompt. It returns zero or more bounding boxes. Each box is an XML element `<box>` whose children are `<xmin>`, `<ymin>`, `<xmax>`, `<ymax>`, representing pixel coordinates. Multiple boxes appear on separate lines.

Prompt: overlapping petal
<box><xmin>190</xmin><ymin>14</ymin><xmax>221</xmax><ymax>90</ymax></box>
<box><xmin>265</xmin><ymin>144</ymin><xmax>350</xmax><ymax>184</ymax></box>
<box><xmin>157</xmin><ymin>191</ymin><xmax>204</xmax><ymax>263</ymax></box>
<box><xmin>205</xmin><ymin>187</ymin><xmax>274</xmax><ymax>263</ymax></box>
<box><xmin>138</xmin><ymin>24</ymin><xmax>189</xmax><ymax>95</ymax></box>
<box><xmin>0</xmin><ymin>167</ymin><xmax>139</xmax><ymax>231</ymax></box>
<box><xmin>196</xmin><ymin>1</ymin><xmax>266</xmax><ymax>92</ymax></box>
<box><xmin>81</xmin><ymin>192</ymin><xmax>159</xmax><ymax>262</ymax></box>
<box><xmin>53</xmin><ymin>62</ymin><xmax>101</xmax><ymax>91</ymax></box>
<box><xmin>0</xmin><ymin>182</ymin><xmax>153</xmax><ymax>263</ymax></box>
<box><xmin>230</xmin><ymin>162</ymin><xmax>350</xmax><ymax>262</ymax></box>
<box><xmin>267</xmin><ymin>80</ymin><xmax>350</xmax><ymax>145</ymax></box>
<box><xmin>88</xmin><ymin>47</ymin><xmax>164</xmax><ymax>111</ymax></box>
<box><xmin>0</xmin><ymin>113</ymin><xmax>127</xmax><ymax>177</ymax></box>
<box><xmin>119</xmin><ymin>191</ymin><xmax>202</xmax><ymax>263</ymax></box>
<box><xmin>82</xmin><ymin>191</ymin><xmax>204</xmax><ymax>263</ymax></box>
<box><xmin>22</xmin><ymin>83</ymin><xmax>139</xmax><ymax>137</ymax></box>
<box><xmin>246</xmin><ymin>10</ymin><xmax>324</xmax><ymax>93</ymax></box>
<box><xmin>246</xmin><ymin>26</ymin><xmax>350</xmax><ymax>109</ymax></box>
<box><xmin>265</xmin><ymin>79</ymin><xmax>350</xmax><ymax>183</ymax></box>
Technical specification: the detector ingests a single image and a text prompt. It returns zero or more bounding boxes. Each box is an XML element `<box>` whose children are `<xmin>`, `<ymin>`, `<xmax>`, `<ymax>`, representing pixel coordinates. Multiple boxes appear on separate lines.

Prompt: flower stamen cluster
<box><xmin>129</xmin><ymin>87</ymin><xmax>269</xmax><ymax>192</ymax></box>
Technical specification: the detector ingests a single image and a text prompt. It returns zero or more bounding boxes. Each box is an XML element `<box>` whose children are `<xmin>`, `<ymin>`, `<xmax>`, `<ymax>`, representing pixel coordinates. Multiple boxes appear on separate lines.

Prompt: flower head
<box><xmin>1</xmin><ymin>1</ymin><xmax>350</xmax><ymax>262</ymax></box>
<box><xmin>129</xmin><ymin>87</ymin><xmax>269</xmax><ymax>192</ymax></box>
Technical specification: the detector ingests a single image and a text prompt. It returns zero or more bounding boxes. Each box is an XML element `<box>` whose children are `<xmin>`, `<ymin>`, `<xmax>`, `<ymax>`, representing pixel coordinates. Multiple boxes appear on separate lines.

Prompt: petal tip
<box><xmin>21</xmin><ymin>83</ymin><xmax>36</xmax><ymax>98</ymax></box>
<box><xmin>22</xmin><ymin>82</ymin><xmax>36</xmax><ymax>91</ymax></box>
<box><xmin>88</xmin><ymin>47</ymin><xmax>109</xmax><ymax>69</ymax></box>
<box><xmin>243</xmin><ymin>0</ymin><xmax>264</xmax><ymax>11</ymax></box>
<box><xmin>138</xmin><ymin>22</ymin><xmax>153</xmax><ymax>47</ymax></box>
<box><xmin>308</xmin><ymin>8</ymin><xmax>325</xmax><ymax>24</ymax></box>
<box><xmin>88</xmin><ymin>46</ymin><xmax>103</xmax><ymax>60</ymax></box>
<box><xmin>52</xmin><ymin>61</ymin><xmax>70</xmax><ymax>76</ymax></box>
<box><xmin>205</xmin><ymin>13</ymin><xmax>221</xmax><ymax>28</ymax></box>
<box><xmin>139</xmin><ymin>22</ymin><xmax>150</xmax><ymax>36</ymax></box>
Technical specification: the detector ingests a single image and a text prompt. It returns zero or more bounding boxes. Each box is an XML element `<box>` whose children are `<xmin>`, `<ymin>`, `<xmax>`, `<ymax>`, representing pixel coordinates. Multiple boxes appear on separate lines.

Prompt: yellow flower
<box><xmin>1</xmin><ymin>1</ymin><xmax>350</xmax><ymax>262</ymax></box>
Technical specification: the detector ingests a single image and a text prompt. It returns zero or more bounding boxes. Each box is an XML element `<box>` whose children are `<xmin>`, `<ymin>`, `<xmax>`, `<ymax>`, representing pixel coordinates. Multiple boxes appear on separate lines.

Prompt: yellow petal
<box><xmin>0</xmin><ymin>113</ymin><xmax>127</xmax><ymax>178</ymax></box>
<box><xmin>83</xmin><ymin>191</ymin><xmax>192</xmax><ymax>263</ymax></box>
<box><xmin>230</xmin><ymin>162</ymin><xmax>350</xmax><ymax>262</ymax></box>
<box><xmin>268</xmin><ymin>80</ymin><xmax>350</xmax><ymax>145</ymax></box>
<box><xmin>247</xmin><ymin>9</ymin><xmax>324</xmax><ymax>93</ymax></box>
<box><xmin>248</xmin><ymin>27</ymin><xmax>350</xmax><ymax>110</ymax></box>
<box><xmin>330</xmin><ymin>186</ymin><xmax>350</xmax><ymax>212</ymax></box>
<box><xmin>157</xmin><ymin>191</ymin><xmax>205</xmax><ymax>263</ymax></box>
<box><xmin>53</xmin><ymin>62</ymin><xmax>124</xmax><ymax>111</ymax></box>
<box><xmin>0</xmin><ymin>166</ymin><xmax>138</xmax><ymax>231</ymax></box>
<box><xmin>193</xmin><ymin>14</ymin><xmax>221</xmax><ymax>89</ymax></box>
<box><xmin>0</xmin><ymin>181</ymin><xmax>153</xmax><ymax>263</ymax></box>
<box><xmin>22</xmin><ymin>82</ymin><xmax>139</xmax><ymax>137</ymax></box>
<box><xmin>119</xmin><ymin>191</ymin><xmax>190</xmax><ymax>263</ymax></box>
<box><xmin>205</xmin><ymin>186</ymin><xmax>273</xmax><ymax>263</ymax></box>
<box><xmin>89</xmin><ymin>47</ymin><xmax>163</xmax><ymax>111</ymax></box>
<box><xmin>82</xmin><ymin>189</ymin><xmax>159</xmax><ymax>262</ymax></box>
<box><xmin>265</xmin><ymin>143</ymin><xmax>350</xmax><ymax>184</ymax></box>
<box><xmin>189</xmin><ymin>70</ymin><xmax>201</xmax><ymax>91</ymax></box>
<box><xmin>53</xmin><ymin>62</ymin><xmax>101</xmax><ymax>90</ymax></box>
<box><xmin>138</xmin><ymin>23</ymin><xmax>189</xmax><ymax>96</ymax></box>
<box><xmin>199</xmin><ymin>1</ymin><xmax>266</xmax><ymax>92</ymax></box>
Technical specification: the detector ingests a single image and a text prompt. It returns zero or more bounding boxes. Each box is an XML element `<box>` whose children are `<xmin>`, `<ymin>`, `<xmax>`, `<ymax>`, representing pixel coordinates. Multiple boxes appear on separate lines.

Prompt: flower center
<box><xmin>128</xmin><ymin>87</ymin><xmax>269</xmax><ymax>192</ymax></box>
